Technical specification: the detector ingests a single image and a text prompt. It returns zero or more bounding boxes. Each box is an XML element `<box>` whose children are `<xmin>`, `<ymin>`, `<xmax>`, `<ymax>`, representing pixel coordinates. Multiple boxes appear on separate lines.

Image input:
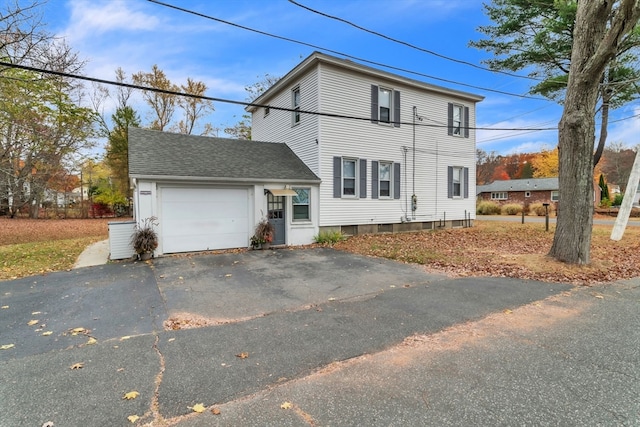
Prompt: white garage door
<box><xmin>161</xmin><ymin>187</ymin><xmax>249</xmax><ymax>253</ymax></box>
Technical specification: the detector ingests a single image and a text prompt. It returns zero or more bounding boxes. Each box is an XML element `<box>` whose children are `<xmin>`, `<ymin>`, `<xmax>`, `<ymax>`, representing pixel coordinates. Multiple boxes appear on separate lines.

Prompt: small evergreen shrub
<box><xmin>501</xmin><ymin>203</ymin><xmax>523</xmax><ymax>215</ymax></box>
<box><xmin>599</xmin><ymin>197</ymin><xmax>612</xmax><ymax>208</ymax></box>
<box><xmin>476</xmin><ymin>200</ymin><xmax>501</xmax><ymax>215</ymax></box>
<box><xmin>314</xmin><ymin>230</ymin><xmax>345</xmax><ymax>245</ymax></box>
<box><xmin>613</xmin><ymin>193</ymin><xmax>624</xmax><ymax>206</ymax></box>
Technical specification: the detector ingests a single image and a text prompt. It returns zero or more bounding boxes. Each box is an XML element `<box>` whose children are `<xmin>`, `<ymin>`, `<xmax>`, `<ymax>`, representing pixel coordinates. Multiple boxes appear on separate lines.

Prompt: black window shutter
<box><xmin>447</xmin><ymin>103</ymin><xmax>453</xmax><ymax>136</ymax></box>
<box><xmin>447</xmin><ymin>166</ymin><xmax>453</xmax><ymax>198</ymax></box>
<box><xmin>371</xmin><ymin>161</ymin><xmax>379</xmax><ymax>199</ymax></box>
<box><xmin>393</xmin><ymin>91</ymin><xmax>401</xmax><ymax>127</ymax></box>
<box><xmin>464</xmin><ymin>167</ymin><xmax>469</xmax><ymax>198</ymax></box>
<box><xmin>359</xmin><ymin>159</ymin><xmax>367</xmax><ymax>198</ymax></box>
<box><xmin>371</xmin><ymin>85</ymin><xmax>378</xmax><ymax>124</ymax></box>
<box><xmin>393</xmin><ymin>162</ymin><xmax>401</xmax><ymax>199</ymax></box>
<box><xmin>333</xmin><ymin>156</ymin><xmax>341</xmax><ymax>198</ymax></box>
<box><xmin>464</xmin><ymin>106</ymin><xmax>469</xmax><ymax>138</ymax></box>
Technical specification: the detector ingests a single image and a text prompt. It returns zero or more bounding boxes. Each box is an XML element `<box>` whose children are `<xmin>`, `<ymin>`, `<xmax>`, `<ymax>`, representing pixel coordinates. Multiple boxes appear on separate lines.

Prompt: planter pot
<box><xmin>139</xmin><ymin>252</ymin><xmax>152</xmax><ymax>261</ymax></box>
<box><xmin>262</xmin><ymin>242</ymin><xmax>271</xmax><ymax>250</ymax></box>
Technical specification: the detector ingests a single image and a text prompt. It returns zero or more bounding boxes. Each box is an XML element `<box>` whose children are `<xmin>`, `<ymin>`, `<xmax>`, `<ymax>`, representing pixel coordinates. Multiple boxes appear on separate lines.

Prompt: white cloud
<box><xmin>63</xmin><ymin>0</ymin><xmax>159</xmax><ymax>43</ymax></box>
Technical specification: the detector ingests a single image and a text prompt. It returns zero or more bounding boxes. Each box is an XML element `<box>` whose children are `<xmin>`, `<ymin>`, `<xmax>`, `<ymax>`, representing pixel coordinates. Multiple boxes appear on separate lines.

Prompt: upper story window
<box><xmin>371</xmin><ymin>85</ymin><xmax>400</xmax><ymax>127</ymax></box>
<box><xmin>447</xmin><ymin>103</ymin><xmax>469</xmax><ymax>138</ymax></box>
<box><xmin>264</xmin><ymin>105</ymin><xmax>270</xmax><ymax>118</ymax></box>
<box><xmin>379</xmin><ymin>88</ymin><xmax>392</xmax><ymax>123</ymax></box>
<box><xmin>292</xmin><ymin>86</ymin><xmax>300</xmax><ymax>125</ymax></box>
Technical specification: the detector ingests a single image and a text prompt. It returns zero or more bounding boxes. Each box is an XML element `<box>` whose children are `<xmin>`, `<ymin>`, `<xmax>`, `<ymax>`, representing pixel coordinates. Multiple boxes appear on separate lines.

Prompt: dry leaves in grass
<box><xmin>334</xmin><ymin>221</ymin><xmax>640</xmax><ymax>286</ymax></box>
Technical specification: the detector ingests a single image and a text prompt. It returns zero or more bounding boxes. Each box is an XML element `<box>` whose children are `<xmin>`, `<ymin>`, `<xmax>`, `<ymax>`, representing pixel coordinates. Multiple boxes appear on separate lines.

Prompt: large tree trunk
<box><xmin>549</xmin><ymin>0</ymin><xmax>640</xmax><ymax>264</ymax></box>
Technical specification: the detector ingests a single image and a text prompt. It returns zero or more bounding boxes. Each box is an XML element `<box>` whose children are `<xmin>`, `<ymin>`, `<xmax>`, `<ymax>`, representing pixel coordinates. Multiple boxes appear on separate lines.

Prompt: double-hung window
<box><xmin>379</xmin><ymin>88</ymin><xmax>391</xmax><ymax>123</ymax></box>
<box><xmin>371</xmin><ymin>85</ymin><xmax>401</xmax><ymax>127</ymax></box>
<box><xmin>342</xmin><ymin>159</ymin><xmax>357</xmax><ymax>196</ymax></box>
<box><xmin>292</xmin><ymin>188</ymin><xmax>310</xmax><ymax>221</ymax></box>
<box><xmin>447</xmin><ymin>103</ymin><xmax>469</xmax><ymax>138</ymax></box>
<box><xmin>292</xmin><ymin>86</ymin><xmax>300</xmax><ymax>125</ymax></box>
<box><xmin>452</xmin><ymin>167</ymin><xmax>462</xmax><ymax>197</ymax></box>
<box><xmin>379</xmin><ymin>162</ymin><xmax>392</xmax><ymax>198</ymax></box>
<box><xmin>448</xmin><ymin>166</ymin><xmax>469</xmax><ymax>199</ymax></box>
<box><xmin>452</xmin><ymin>105</ymin><xmax>462</xmax><ymax>135</ymax></box>
<box><xmin>551</xmin><ymin>191</ymin><xmax>559</xmax><ymax>201</ymax></box>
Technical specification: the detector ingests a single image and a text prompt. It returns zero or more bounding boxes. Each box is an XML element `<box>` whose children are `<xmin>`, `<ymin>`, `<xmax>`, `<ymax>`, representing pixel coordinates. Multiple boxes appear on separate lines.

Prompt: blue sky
<box><xmin>41</xmin><ymin>0</ymin><xmax>639</xmax><ymax>156</ymax></box>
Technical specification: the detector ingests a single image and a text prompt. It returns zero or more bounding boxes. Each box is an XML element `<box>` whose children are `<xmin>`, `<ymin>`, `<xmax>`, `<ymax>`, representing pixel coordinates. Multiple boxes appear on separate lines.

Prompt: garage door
<box><xmin>161</xmin><ymin>187</ymin><xmax>249</xmax><ymax>253</ymax></box>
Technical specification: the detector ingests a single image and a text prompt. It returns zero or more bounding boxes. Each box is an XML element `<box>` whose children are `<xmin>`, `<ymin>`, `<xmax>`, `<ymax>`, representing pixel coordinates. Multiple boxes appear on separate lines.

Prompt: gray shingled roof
<box><xmin>477</xmin><ymin>178</ymin><xmax>558</xmax><ymax>194</ymax></box>
<box><xmin>128</xmin><ymin>127</ymin><xmax>320</xmax><ymax>182</ymax></box>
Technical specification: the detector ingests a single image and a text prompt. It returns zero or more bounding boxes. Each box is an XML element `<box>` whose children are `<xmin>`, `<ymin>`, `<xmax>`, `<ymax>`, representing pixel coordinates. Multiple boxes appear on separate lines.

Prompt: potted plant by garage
<box><xmin>131</xmin><ymin>217</ymin><xmax>158</xmax><ymax>260</ymax></box>
<box><xmin>251</xmin><ymin>217</ymin><xmax>274</xmax><ymax>249</ymax></box>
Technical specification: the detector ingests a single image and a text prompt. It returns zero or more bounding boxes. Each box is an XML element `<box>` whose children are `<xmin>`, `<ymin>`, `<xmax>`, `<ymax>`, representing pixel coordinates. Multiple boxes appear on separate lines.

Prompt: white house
<box><xmin>248</xmin><ymin>51</ymin><xmax>484</xmax><ymax>235</ymax></box>
<box><xmin>128</xmin><ymin>52</ymin><xmax>483</xmax><ymax>256</ymax></box>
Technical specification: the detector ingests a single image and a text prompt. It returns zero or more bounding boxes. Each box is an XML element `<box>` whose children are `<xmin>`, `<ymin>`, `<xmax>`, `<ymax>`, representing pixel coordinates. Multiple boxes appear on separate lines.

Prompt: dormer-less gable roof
<box><xmin>247</xmin><ymin>51</ymin><xmax>484</xmax><ymax>113</ymax></box>
<box><xmin>128</xmin><ymin>127</ymin><xmax>320</xmax><ymax>183</ymax></box>
<box><xmin>477</xmin><ymin>178</ymin><xmax>559</xmax><ymax>194</ymax></box>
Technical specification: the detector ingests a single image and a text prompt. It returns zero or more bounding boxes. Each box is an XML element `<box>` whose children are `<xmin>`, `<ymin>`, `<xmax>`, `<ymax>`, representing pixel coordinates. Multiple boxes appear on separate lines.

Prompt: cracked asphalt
<box><xmin>1</xmin><ymin>247</ymin><xmax>638</xmax><ymax>426</ymax></box>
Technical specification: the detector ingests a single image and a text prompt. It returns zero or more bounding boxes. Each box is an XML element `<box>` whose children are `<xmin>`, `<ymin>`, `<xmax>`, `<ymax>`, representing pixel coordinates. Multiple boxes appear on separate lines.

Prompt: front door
<box><xmin>267</xmin><ymin>193</ymin><xmax>285</xmax><ymax>245</ymax></box>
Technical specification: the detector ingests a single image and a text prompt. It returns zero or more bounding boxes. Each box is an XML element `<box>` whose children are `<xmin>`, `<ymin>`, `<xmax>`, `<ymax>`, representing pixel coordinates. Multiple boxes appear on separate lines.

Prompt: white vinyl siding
<box><xmin>250</xmin><ymin>57</ymin><xmax>479</xmax><ymax>227</ymax></box>
<box><xmin>251</xmin><ymin>68</ymin><xmax>320</xmax><ymax>175</ymax></box>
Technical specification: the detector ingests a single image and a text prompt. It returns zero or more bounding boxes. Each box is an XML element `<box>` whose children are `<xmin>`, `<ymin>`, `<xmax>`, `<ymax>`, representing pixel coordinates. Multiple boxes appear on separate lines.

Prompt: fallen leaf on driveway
<box><xmin>594</xmin><ymin>295</ymin><xmax>604</xmax><ymax>299</ymax></box>
<box><xmin>1</xmin><ymin>344</ymin><xmax>15</xmax><ymax>350</ymax></box>
<box><xmin>70</xmin><ymin>362</ymin><xmax>84</xmax><ymax>370</ymax></box>
<box><xmin>42</xmin><ymin>331</ymin><xmax>53</xmax><ymax>336</ymax></box>
<box><xmin>120</xmin><ymin>336</ymin><xmax>131</xmax><ymax>341</ymax></box>
<box><xmin>211</xmin><ymin>408</ymin><xmax>221</xmax><ymax>415</ymax></box>
<box><xmin>281</xmin><ymin>402</ymin><xmax>292</xmax><ymax>409</ymax></box>
<box><xmin>190</xmin><ymin>403</ymin><xmax>206</xmax><ymax>413</ymax></box>
<box><xmin>86</xmin><ymin>337</ymin><xmax>97</xmax><ymax>345</ymax></box>
<box><xmin>236</xmin><ymin>352</ymin><xmax>249</xmax><ymax>359</ymax></box>
<box><xmin>503</xmin><ymin>309</ymin><xmax>513</xmax><ymax>314</ymax></box>
<box><xmin>1</xmin><ymin>305</ymin><xmax>8</xmax><ymax>309</ymax></box>
<box><xmin>123</xmin><ymin>391</ymin><xmax>139</xmax><ymax>400</ymax></box>
<box><xmin>27</xmin><ymin>319</ymin><xmax>39</xmax><ymax>326</ymax></box>
<box><xmin>225</xmin><ymin>274</ymin><xmax>232</xmax><ymax>277</ymax></box>
<box><xmin>31</xmin><ymin>311</ymin><xmax>41</xmax><ymax>315</ymax></box>
<box><xmin>127</xmin><ymin>415</ymin><xmax>139</xmax><ymax>423</ymax></box>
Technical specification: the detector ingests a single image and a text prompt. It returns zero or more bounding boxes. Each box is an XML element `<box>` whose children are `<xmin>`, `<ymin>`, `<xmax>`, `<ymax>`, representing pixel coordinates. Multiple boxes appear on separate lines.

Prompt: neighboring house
<box><xmin>476</xmin><ymin>178</ymin><xmax>559</xmax><ymax>207</ymax></box>
<box><xmin>129</xmin><ymin>128</ymin><xmax>320</xmax><ymax>255</ymax></box>
<box><xmin>248</xmin><ymin>51</ymin><xmax>484</xmax><ymax>236</ymax></box>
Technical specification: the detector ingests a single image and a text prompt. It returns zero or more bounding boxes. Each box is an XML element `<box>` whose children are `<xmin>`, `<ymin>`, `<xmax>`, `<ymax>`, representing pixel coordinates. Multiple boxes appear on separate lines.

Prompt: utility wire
<box><xmin>146</xmin><ymin>0</ymin><xmax>546</xmax><ymax>100</ymax></box>
<box><xmin>1</xmin><ymin>61</ymin><xmax>560</xmax><ymax>132</ymax></box>
<box><xmin>12</xmin><ymin>61</ymin><xmax>639</xmax><ymax>131</ymax></box>
<box><xmin>288</xmin><ymin>0</ymin><xmax>539</xmax><ymax>82</ymax></box>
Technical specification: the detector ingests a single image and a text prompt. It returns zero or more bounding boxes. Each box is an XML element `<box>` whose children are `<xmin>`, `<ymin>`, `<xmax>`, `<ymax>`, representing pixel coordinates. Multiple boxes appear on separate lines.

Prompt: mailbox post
<box><xmin>543</xmin><ymin>203</ymin><xmax>550</xmax><ymax>232</ymax></box>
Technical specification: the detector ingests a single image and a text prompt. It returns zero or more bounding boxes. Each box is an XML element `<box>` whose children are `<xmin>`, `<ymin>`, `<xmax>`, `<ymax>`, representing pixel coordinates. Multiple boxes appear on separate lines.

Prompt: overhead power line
<box><xmin>288</xmin><ymin>0</ymin><xmax>539</xmax><ymax>82</ymax></box>
<box><xmin>146</xmin><ymin>0</ymin><xmax>546</xmax><ymax>100</ymax></box>
<box><xmin>0</xmin><ymin>61</ymin><xmax>559</xmax><ymax>132</ymax></box>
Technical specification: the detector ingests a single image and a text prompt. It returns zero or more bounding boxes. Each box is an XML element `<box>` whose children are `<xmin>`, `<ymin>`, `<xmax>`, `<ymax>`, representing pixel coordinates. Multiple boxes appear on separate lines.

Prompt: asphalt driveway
<box><xmin>1</xmin><ymin>247</ymin><xmax>578</xmax><ymax>426</ymax></box>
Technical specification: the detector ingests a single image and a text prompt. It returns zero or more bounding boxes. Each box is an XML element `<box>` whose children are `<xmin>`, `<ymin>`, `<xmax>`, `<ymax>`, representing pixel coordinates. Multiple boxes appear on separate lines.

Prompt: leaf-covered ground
<box><xmin>334</xmin><ymin>220</ymin><xmax>640</xmax><ymax>286</ymax></box>
<box><xmin>0</xmin><ymin>218</ymin><xmax>111</xmax><ymax>280</ymax></box>
<box><xmin>2</xmin><ymin>217</ymin><xmax>640</xmax><ymax>286</ymax></box>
